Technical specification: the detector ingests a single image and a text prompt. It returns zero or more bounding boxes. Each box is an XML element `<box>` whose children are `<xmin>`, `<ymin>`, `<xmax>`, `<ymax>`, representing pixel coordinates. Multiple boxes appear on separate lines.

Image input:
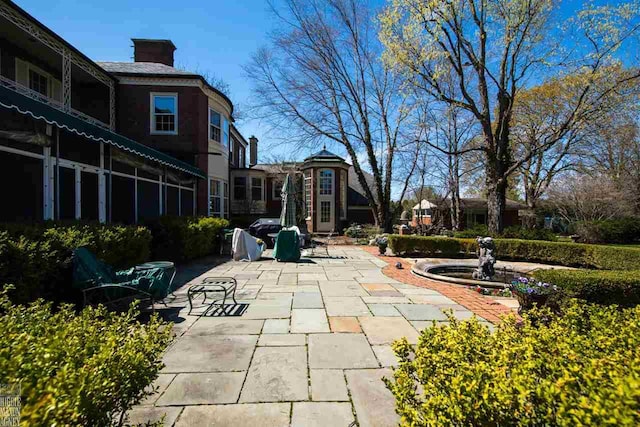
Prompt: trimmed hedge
<box><xmin>385</xmin><ymin>302</ymin><xmax>640</xmax><ymax>426</ymax></box>
<box><xmin>388</xmin><ymin>234</ymin><xmax>640</xmax><ymax>270</ymax></box>
<box><xmin>145</xmin><ymin>216</ymin><xmax>230</xmax><ymax>263</ymax></box>
<box><xmin>574</xmin><ymin>217</ymin><xmax>640</xmax><ymax>244</ymax></box>
<box><xmin>533</xmin><ymin>268</ymin><xmax>640</xmax><ymax>306</ymax></box>
<box><xmin>0</xmin><ymin>222</ymin><xmax>151</xmax><ymax>304</ymax></box>
<box><xmin>454</xmin><ymin>224</ymin><xmax>558</xmax><ymax>241</ymax></box>
<box><xmin>0</xmin><ymin>292</ymin><xmax>171</xmax><ymax>426</ymax></box>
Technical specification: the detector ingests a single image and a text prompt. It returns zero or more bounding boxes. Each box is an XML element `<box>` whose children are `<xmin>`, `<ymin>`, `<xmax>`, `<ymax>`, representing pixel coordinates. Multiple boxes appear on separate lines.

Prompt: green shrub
<box><xmin>0</xmin><ymin>291</ymin><xmax>172</xmax><ymax>426</ymax></box>
<box><xmin>146</xmin><ymin>216</ymin><xmax>229</xmax><ymax>262</ymax></box>
<box><xmin>453</xmin><ymin>224</ymin><xmax>557</xmax><ymax>241</ymax></box>
<box><xmin>533</xmin><ymin>268</ymin><xmax>640</xmax><ymax>306</ymax></box>
<box><xmin>385</xmin><ymin>302</ymin><xmax>640</xmax><ymax>426</ymax></box>
<box><xmin>575</xmin><ymin>217</ymin><xmax>640</xmax><ymax>244</ymax></box>
<box><xmin>388</xmin><ymin>235</ymin><xmax>640</xmax><ymax>270</ymax></box>
<box><xmin>0</xmin><ymin>222</ymin><xmax>151</xmax><ymax>304</ymax></box>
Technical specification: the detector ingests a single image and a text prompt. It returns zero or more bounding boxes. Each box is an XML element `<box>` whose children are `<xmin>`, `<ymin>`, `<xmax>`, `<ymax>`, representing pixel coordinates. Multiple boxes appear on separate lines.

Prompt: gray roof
<box><xmin>348</xmin><ymin>167</ymin><xmax>376</xmax><ymax>206</ymax></box>
<box><xmin>97</xmin><ymin>62</ymin><xmax>197</xmax><ymax>76</ymax></box>
<box><xmin>304</xmin><ymin>149</ymin><xmax>345</xmax><ymax>162</ymax></box>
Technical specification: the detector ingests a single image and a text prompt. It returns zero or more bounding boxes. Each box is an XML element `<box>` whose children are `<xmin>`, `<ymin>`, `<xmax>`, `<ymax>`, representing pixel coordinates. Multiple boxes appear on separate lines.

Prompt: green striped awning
<box><xmin>0</xmin><ymin>85</ymin><xmax>206</xmax><ymax>179</ymax></box>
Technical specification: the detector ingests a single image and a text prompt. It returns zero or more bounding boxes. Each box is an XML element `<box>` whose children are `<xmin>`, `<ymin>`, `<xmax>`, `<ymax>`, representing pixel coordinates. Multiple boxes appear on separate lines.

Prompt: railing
<box><xmin>0</xmin><ymin>74</ymin><xmax>111</xmax><ymax>130</ymax></box>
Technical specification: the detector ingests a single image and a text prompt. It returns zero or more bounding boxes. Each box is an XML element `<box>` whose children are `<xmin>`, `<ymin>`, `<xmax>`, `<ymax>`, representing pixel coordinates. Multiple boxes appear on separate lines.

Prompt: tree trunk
<box><xmin>486</xmin><ymin>164</ymin><xmax>507</xmax><ymax>234</ymax></box>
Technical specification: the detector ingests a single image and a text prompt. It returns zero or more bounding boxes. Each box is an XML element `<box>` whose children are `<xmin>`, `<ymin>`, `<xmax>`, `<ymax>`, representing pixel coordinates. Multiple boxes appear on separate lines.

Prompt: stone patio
<box><xmin>128</xmin><ymin>246</ymin><xmax>504</xmax><ymax>426</ymax></box>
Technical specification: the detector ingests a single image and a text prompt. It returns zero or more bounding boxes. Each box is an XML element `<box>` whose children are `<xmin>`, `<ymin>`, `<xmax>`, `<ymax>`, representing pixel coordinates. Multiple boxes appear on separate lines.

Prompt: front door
<box><xmin>316</xmin><ymin>169</ymin><xmax>334</xmax><ymax>232</ymax></box>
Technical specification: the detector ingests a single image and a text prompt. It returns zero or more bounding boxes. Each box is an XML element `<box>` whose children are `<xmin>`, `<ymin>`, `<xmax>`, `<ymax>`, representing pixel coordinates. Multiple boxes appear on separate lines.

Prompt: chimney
<box><xmin>249</xmin><ymin>136</ymin><xmax>258</xmax><ymax>166</ymax></box>
<box><xmin>132</xmin><ymin>39</ymin><xmax>176</xmax><ymax>66</ymax></box>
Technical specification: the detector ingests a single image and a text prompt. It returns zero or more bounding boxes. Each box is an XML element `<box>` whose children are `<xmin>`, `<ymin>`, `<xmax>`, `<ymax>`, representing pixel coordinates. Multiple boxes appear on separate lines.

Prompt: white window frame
<box><xmin>209</xmin><ymin>178</ymin><xmax>224</xmax><ymax>218</ymax></box>
<box><xmin>150</xmin><ymin>92</ymin><xmax>178</xmax><ymax>135</ymax></box>
<box><xmin>208</xmin><ymin>108</ymin><xmax>222</xmax><ymax>143</ymax></box>
<box><xmin>15</xmin><ymin>58</ymin><xmax>62</xmax><ymax>102</ymax></box>
<box><xmin>223</xmin><ymin>181</ymin><xmax>229</xmax><ymax>218</ymax></box>
<box><xmin>319</xmin><ymin>169</ymin><xmax>333</xmax><ymax>195</ymax></box>
<box><xmin>304</xmin><ymin>171</ymin><xmax>312</xmax><ymax>219</ymax></box>
<box><xmin>251</xmin><ymin>177</ymin><xmax>264</xmax><ymax>201</ymax></box>
<box><xmin>340</xmin><ymin>170</ymin><xmax>347</xmax><ymax>220</ymax></box>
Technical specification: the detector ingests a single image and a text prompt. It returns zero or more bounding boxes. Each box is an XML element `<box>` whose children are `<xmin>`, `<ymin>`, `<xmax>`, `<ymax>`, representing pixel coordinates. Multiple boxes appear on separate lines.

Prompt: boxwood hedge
<box><xmin>0</xmin><ymin>222</ymin><xmax>151</xmax><ymax>304</ymax></box>
<box><xmin>388</xmin><ymin>234</ymin><xmax>640</xmax><ymax>270</ymax></box>
<box><xmin>533</xmin><ymin>268</ymin><xmax>640</xmax><ymax>306</ymax></box>
<box><xmin>145</xmin><ymin>216</ymin><xmax>230</xmax><ymax>262</ymax></box>
<box><xmin>0</xmin><ymin>292</ymin><xmax>171</xmax><ymax>426</ymax></box>
<box><xmin>385</xmin><ymin>302</ymin><xmax>640</xmax><ymax>426</ymax></box>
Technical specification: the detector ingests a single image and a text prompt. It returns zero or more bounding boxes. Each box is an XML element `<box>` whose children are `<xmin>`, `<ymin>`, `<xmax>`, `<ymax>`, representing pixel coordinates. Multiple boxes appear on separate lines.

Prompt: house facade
<box><xmin>98</xmin><ymin>39</ymin><xmax>234</xmax><ymax>219</ymax></box>
<box><xmin>0</xmin><ymin>0</ymin><xmax>375</xmax><ymax>231</ymax></box>
<box><xmin>230</xmin><ymin>147</ymin><xmax>375</xmax><ymax>232</ymax></box>
<box><xmin>411</xmin><ymin>198</ymin><xmax>527</xmax><ymax>230</ymax></box>
<box><xmin>0</xmin><ymin>1</ymin><xmax>203</xmax><ymax>224</ymax></box>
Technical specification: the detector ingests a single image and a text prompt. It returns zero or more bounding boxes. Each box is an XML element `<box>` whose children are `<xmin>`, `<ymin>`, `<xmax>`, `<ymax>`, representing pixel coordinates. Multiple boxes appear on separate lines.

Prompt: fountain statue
<box><xmin>472</xmin><ymin>237</ymin><xmax>496</xmax><ymax>281</ymax></box>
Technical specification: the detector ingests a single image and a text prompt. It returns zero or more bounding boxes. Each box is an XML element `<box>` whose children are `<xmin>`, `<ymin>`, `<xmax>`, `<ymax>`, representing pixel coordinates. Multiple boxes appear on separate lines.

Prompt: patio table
<box><xmin>187</xmin><ymin>277</ymin><xmax>238</xmax><ymax>315</ymax></box>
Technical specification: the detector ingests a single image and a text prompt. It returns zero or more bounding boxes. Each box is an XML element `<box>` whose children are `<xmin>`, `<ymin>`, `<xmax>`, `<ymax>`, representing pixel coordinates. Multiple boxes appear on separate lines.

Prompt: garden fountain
<box><xmin>412</xmin><ymin>236</ymin><xmax>520</xmax><ymax>289</ymax></box>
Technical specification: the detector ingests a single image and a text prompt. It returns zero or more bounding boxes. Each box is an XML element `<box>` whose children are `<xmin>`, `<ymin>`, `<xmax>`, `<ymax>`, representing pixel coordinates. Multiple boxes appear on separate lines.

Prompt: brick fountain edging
<box><xmin>361</xmin><ymin>246</ymin><xmax>517</xmax><ymax>324</ymax></box>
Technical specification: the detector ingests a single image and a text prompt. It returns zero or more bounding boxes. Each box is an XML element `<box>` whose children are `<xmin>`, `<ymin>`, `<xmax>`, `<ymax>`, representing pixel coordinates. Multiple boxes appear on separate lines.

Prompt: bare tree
<box><xmin>547</xmin><ymin>174</ymin><xmax>634</xmax><ymax>222</ymax></box>
<box><xmin>244</xmin><ymin>0</ymin><xmax>417</xmax><ymax>231</ymax></box>
<box><xmin>380</xmin><ymin>0</ymin><xmax>640</xmax><ymax>232</ymax></box>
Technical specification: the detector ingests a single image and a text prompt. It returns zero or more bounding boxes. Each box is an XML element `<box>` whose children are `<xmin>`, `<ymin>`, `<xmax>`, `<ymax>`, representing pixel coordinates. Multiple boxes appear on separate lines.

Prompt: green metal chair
<box><xmin>272</xmin><ymin>230</ymin><xmax>301</xmax><ymax>262</ymax></box>
<box><xmin>72</xmin><ymin>247</ymin><xmax>172</xmax><ymax>310</ymax></box>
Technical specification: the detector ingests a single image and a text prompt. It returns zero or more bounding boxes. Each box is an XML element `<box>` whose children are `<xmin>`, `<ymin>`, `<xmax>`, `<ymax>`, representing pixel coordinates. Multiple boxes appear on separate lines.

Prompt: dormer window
<box><xmin>151</xmin><ymin>93</ymin><xmax>177</xmax><ymax>134</ymax></box>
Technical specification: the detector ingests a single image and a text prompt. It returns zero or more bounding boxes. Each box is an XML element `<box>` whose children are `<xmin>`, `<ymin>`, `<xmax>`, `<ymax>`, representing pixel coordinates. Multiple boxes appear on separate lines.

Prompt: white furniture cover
<box><xmin>232</xmin><ymin>228</ymin><xmax>265</xmax><ymax>261</ymax></box>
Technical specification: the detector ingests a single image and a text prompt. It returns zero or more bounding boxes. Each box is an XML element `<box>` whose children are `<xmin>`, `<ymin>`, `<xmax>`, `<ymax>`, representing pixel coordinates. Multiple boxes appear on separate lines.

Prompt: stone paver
<box><xmin>328</xmin><ymin>316</ymin><xmax>362</xmax><ymax>333</ymax></box>
<box><xmin>291</xmin><ymin>402</ymin><xmax>355</xmax><ymax>427</ymax></box>
<box><xmin>176</xmin><ymin>403</ymin><xmax>290</xmax><ymax>427</ymax></box>
<box><xmin>258</xmin><ymin>333</ymin><xmax>306</xmax><ymax>346</ymax></box>
<box><xmin>308</xmin><ymin>333</ymin><xmax>378</xmax><ymax>369</ymax></box>
<box><xmin>156</xmin><ymin>372</ymin><xmax>244</xmax><ymax>405</ymax></box>
<box><xmin>310</xmin><ymin>369</ymin><xmax>349</xmax><ymax>401</ymax></box>
<box><xmin>368</xmin><ymin>303</ymin><xmax>401</xmax><ymax>317</ymax></box>
<box><xmin>163</xmin><ymin>335</ymin><xmax>257</xmax><ymax>373</ymax></box>
<box><xmin>324</xmin><ymin>296</ymin><xmax>371</xmax><ymax>316</ymax></box>
<box><xmin>290</xmin><ymin>309</ymin><xmax>330</xmax><ymax>333</ymax></box>
<box><xmin>240</xmin><ymin>346</ymin><xmax>308</xmax><ymax>402</ymax></box>
<box><xmin>127</xmin><ymin>406</ymin><xmax>182</xmax><ymax>426</ymax></box>
<box><xmin>263</xmin><ymin>318</ymin><xmax>289</xmax><ymax>334</ymax></box>
<box><xmin>372</xmin><ymin>345</ymin><xmax>399</xmax><ymax>367</ymax></box>
<box><xmin>359</xmin><ymin>316</ymin><xmax>420</xmax><ymax>345</ymax></box>
<box><xmin>292</xmin><ymin>292</ymin><xmax>324</xmax><ymax>308</ymax></box>
<box><xmin>346</xmin><ymin>369</ymin><xmax>400</xmax><ymax>427</ymax></box>
<box><xmin>132</xmin><ymin>246</ymin><xmax>519</xmax><ymax>427</ymax></box>
<box><xmin>185</xmin><ymin>318</ymin><xmax>263</xmax><ymax>336</ymax></box>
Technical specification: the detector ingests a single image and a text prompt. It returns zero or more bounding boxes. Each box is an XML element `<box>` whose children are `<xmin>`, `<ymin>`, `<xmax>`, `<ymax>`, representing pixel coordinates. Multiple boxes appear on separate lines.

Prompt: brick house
<box><xmin>0</xmin><ymin>1</ymin><xmax>204</xmax><ymax>223</ymax></box>
<box><xmin>411</xmin><ymin>198</ymin><xmax>527</xmax><ymax>230</ymax></box>
<box><xmin>230</xmin><ymin>147</ymin><xmax>375</xmax><ymax>232</ymax></box>
<box><xmin>98</xmin><ymin>39</ymin><xmax>235</xmax><ymax>218</ymax></box>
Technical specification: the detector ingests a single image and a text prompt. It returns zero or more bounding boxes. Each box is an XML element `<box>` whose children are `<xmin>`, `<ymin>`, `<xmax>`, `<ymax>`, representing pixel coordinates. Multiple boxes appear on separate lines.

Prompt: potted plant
<box><xmin>510</xmin><ymin>277</ymin><xmax>558</xmax><ymax>313</ymax></box>
<box><xmin>376</xmin><ymin>235</ymin><xmax>389</xmax><ymax>255</ymax></box>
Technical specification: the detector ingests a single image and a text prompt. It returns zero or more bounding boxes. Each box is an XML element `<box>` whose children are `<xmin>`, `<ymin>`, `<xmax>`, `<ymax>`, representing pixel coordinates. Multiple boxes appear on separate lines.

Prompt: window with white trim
<box><xmin>223</xmin><ymin>182</ymin><xmax>229</xmax><ymax>218</ymax></box>
<box><xmin>251</xmin><ymin>177</ymin><xmax>263</xmax><ymax>201</ymax></box>
<box><xmin>29</xmin><ymin>69</ymin><xmax>48</xmax><ymax>96</ymax></box>
<box><xmin>304</xmin><ymin>171</ymin><xmax>312</xmax><ymax>218</ymax></box>
<box><xmin>223</xmin><ymin>118</ymin><xmax>229</xmax><ymax>149</ymax></box>
<box><xmin>209</xmin><ymin>179</ymin><xmax>223</xmax><ymax>217</ymax></box>
<box><xmin>319</xmin><ymin>170</ymin><xmax>333</xmax><ymax>195</ymax></box>
<box><xmin>209</xmin><ymin>109</ymin><xmax>221</xmax><ymax>142</ymax></box>
<box><xmin>151</xmin><ymin>94</ymin><xmax>177</xmax><ymax>134</ymax></box>
<box><xmin>272</xmin><ymin>179</ymin><xmax>283</xmax><ymax>200</ymax></box>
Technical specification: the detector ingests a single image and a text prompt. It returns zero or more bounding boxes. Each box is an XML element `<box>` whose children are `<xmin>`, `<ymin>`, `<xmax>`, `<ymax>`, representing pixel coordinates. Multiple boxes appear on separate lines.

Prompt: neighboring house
<box><xmin>410</xmin><ymin>200</ymin><xmax>438</xmax><ymax>227</ymax></box>
<box><xmin>411</xmin><ymin>198</ymin><xmax>527</xmax><ymax>230</ymax></box>
<box><xmin>230</xmin><ymin>147</ymin><xmax>375</xmax><ymax>232</ymax></box>
<box><xmin>0</xmin><ymin>1</ymin><xmax>204</xmax><ymax>223</ymax></box>
<box><xmin>97</xmin><ymin>39</ymin><xmax>235</xmax><ymax>219</ymax></box>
